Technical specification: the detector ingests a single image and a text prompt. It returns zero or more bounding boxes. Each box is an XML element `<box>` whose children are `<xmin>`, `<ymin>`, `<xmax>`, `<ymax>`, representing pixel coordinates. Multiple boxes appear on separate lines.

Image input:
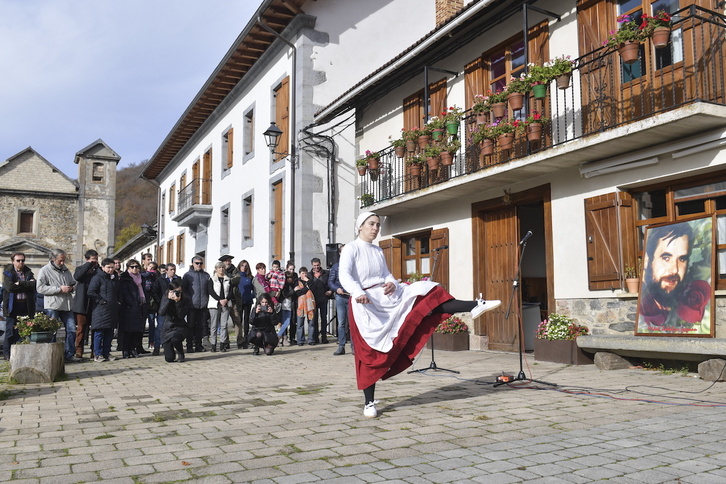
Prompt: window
<box><xmin>160</xmin><ymin>193</ymin><xmax>165</xmax><ymax>239</ymax></box>
<box><xmin>273</xmin><ymin>76</ymin><xmax>290</xmax><ymax>162</ymax></box>
<box><xmin>18</xmin><ymin>210</ymin><xmax>34</xmax><ymax>234</ymax></box>
<box><xmin>157</xmin><ymin>245</ymin><xmax>164</xmax><ymax>266</ymax></box>
<box><xmin>242</xmin><ymin>192</ymin><xmax>253</xmax><ymax>248</ymax></box>
<box><xmin>202</xmin><ymin>149</ymin><xmax>212</xmax><ymax>204</ymax></box>
<box><xmin>166</xmin><ymin>239</ymin><xmax>174</xmax><ymax>265</ymax></box>
<box><xmin>403</xmin><ymin>79</ymin><xmax>448</xmax><ymax>131</ymax></box>
<box><xmin>222</xmin><ymin>128</ymin><xmax>234</xmax><ymax>171</ymax></box>
<box><xmin>380</xmin><ymin>228</ymin><xmax>450</xmax><ymax>289</ymax></box>
<box><xmin>168</xmin><ymin>183</ymin><xmax>176</xmax><ymax>214</ymax></box>
<box><xmin>176</xmin><ymin>233</ymin><xmax>185</xmax><ymax>265</ymax></box>
<box><xmin>92</xmin><ymin>162</ymin><xmax>105</xmax><ymax>182</ymax></box>
<box><xmin>271</xmin><ymin>180</ymin><xmax>284</xmax><ymax>260</ymax></box>
<box><xmin>402</xmin><ymin>233</ymin><xmax>431</xmax><ymax>278</ymax></box>
<box><xmin>244</xmin><ymin>108</ymin><xmax>254</xmax><ymax>159</ymax></box>
<box><xmin>220</xmin><ymin>204</ymin><xmax>230</xmax><ymax>250</ymax></box>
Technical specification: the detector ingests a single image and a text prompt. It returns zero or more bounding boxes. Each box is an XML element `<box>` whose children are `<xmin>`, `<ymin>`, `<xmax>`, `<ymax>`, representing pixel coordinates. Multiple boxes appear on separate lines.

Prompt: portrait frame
<box><xmin>635</xmin><ymin>215</ymin><xmax>715</xmax><ymax>337</ymax></box>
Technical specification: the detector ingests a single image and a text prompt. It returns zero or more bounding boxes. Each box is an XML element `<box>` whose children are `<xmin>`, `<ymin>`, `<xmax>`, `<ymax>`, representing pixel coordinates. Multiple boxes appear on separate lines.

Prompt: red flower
<box><xmin>677</xmin><ymin>280</ymin><xmax>711</xmax><ymax>323</ymax></box>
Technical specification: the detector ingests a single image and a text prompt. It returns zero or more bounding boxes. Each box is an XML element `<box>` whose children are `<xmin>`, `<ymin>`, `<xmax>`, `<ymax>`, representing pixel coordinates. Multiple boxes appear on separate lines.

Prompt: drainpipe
<box><xmin>258</xmin><ymin>17</ymin><xmax>297</xmax><ymax>264</ymax></box>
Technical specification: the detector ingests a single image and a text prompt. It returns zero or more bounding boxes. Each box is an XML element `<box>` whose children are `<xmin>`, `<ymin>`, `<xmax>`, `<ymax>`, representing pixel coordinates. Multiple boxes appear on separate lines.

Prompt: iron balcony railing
<box><xmin>359</xmin><ymin>5</ymin><xmax>726</xmax><ymax>208</ymax></box>
<box><xmin>177</xmin><ymin>178</ymin><xmax>212</xmax><ymax>213</ymax></box>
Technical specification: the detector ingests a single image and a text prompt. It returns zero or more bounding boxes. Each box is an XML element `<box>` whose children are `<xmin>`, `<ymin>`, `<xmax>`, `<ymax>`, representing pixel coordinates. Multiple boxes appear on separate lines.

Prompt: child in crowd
<box><xmin>295</xmin><ymin>267</ymin><xmax>316</xmax><ymax>346</ymax></box>
<box><xmin>266</xmin><ymin>260</ymin><xmax>285</xmax><ymax>301</ymax></box>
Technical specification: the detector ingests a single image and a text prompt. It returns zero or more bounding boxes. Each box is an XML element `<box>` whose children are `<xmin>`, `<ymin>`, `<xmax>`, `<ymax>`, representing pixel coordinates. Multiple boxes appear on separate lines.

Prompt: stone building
<box><xmin>0</xmin><ymin>139</ymin><xmax>119</xmax><ymax>274</ymax></box>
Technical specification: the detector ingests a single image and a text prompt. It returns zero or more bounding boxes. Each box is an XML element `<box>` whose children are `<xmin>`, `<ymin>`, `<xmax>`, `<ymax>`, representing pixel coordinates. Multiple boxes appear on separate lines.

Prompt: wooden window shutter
<box><xmin>403</xmin><ymin>92</ymin><xmax>424</xmax><ymax>130</ymax></box>
<box><xmin>584</xmin><ymin>192</ymin><xmax>637</xmax><ymax>291</ymax></box>
<box><xmin>577</xmin><ymin>0</ymin><xmax>614</xmax><ymax>64</ymax></box>
<box><xmin>275</xmin><ymin>76</ymin><xmax>290</xmax><ymax>163</ymax></box>
<box><xmin>226</xmin><ymin>128</ymin><xmax>234</xmax><ymax>169</ymax></box>
<box><xmin>429</xmin><ymin>228</ymin><xmax>449</xmax><ymax>290</ymax></box>
<box><xmin>464</xmin><ymin>58</ymin><xmax>484</xmax><ymax>111</ymax></box>
<box><xmin>379</xmin><ymin>237</ymin><xmax>403</xmax><ymax>281</ymax></box>
<box><xmin>428</xmin><ymin>78</ymin><xmax>448</xmax><ymax>119</ymax></box>
<box><xmin>527</xmin><ymin>20</ymin><xmax>549</xmax><ymax>68</ymax></box>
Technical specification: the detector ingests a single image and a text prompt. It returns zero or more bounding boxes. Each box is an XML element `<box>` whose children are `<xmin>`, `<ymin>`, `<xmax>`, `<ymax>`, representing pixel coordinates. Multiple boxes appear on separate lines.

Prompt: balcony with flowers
<box><xmin>357</xmin><ymin>5</ymin><xmax>726</xmax><ymax>209</ymax></box>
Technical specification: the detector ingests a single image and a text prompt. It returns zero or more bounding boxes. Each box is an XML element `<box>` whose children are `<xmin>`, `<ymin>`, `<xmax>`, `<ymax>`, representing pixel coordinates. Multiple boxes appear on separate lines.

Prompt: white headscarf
<box><xmin>355</xmin><ymin>211</ymin><xmax>377</xmax><ymax>236</ymax></box>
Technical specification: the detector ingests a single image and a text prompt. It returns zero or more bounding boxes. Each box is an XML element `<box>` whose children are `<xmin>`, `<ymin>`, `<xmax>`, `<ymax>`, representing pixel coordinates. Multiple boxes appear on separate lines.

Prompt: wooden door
<box><xmin>192</xmin><ymin>160</ymin><xmax>200</xmax><ymax>204</ymax></box>
<box><xmin>271</xmin><ymin>180</ymin><xmax>284</xmax><ymax>260</ymax></box>
<box><xmin>482</xmin><ymin>206</ymin><xmax>519</xmax><ymax>352</ymax></box>
<box><xmin>202</xmin><ymin>149</ymin><xmax>212</xmax><ymax>205</ymax></box>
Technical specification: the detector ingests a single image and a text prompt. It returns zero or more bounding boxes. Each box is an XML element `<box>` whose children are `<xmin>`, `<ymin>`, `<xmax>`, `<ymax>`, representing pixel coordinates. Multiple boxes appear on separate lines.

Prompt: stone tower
<box><xmin>74</xmin><ymin>139</ymin><xmax>120</xmax><ymax>261</ymax></box>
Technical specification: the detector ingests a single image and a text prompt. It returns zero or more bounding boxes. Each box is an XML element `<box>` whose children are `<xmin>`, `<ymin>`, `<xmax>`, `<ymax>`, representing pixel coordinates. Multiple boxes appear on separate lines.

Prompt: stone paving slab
<box><xmin>1</xmin><ymin>344</ymin><xmax>725</xmax><ymax>483</ymax></box>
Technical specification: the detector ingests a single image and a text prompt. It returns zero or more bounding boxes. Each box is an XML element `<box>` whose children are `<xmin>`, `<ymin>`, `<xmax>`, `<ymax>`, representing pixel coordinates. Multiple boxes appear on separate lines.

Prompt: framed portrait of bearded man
<box><xmin>635</xmin><ymin>216</ymin><xmax>715</xmax><ymax>337</ymax></box>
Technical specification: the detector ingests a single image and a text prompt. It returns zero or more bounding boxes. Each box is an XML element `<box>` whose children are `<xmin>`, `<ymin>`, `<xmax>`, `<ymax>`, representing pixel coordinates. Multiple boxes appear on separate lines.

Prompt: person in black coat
<box><xmin>2</xmin><ymin>252</ymin><xmax>36</xmax><ymax>360</ymax></box>
<box><xmin>118</xmin><ymin>260</ymin><xmax>147</xmax><ymax>358</ymax></box>
<box><xmin>248</xmin><ymin>292</ymin><xmax>279</xmax><ymax>355</ymax></box>
<box><xmin>150</xmin><ymin>263</ymin><xmax>181</xmax><ymax>355</ymax></box>
<box><xmin>72</xmin><ymin>249</ymin><xmax>99</xmax><ymax>358</ymax></box>
<box><xmin>159</xmin><ymin>279</ymin><xmax>190</xmax><ymax>363</ymax></box>
<box><xmin>87</xmin><ymin>258</ymin><xmax>120</xmax><ymax>362</ymax></box>
<box><xmin>308</xmin><ymin>258</ymin><xmax>331</xmax><ymax>344</ymax></box>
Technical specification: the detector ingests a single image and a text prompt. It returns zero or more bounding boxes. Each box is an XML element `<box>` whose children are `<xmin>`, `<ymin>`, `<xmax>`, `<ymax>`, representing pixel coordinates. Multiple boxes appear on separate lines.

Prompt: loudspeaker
<box><xmin>326</xmin><ymin>243</ymin><xmax>342</xmax><ymax>268</ymax></box>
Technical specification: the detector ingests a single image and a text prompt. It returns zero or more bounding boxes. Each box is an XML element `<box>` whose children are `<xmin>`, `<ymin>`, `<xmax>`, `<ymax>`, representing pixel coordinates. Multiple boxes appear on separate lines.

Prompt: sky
<box><xmin>0</xmin><ymin>0</ymin><xmax>258</xmax><ymax>177</ymax></box>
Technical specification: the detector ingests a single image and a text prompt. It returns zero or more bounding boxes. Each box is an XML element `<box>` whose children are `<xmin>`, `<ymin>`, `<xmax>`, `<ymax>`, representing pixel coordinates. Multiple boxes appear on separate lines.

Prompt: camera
<box><xmin>260</xmin><ymin>304</ymin><xmax>269</xmax><ymax>312</ymax></box>
<box><xmin>170</xmin><ymin>290</ymin><xmax>181</xmax><ymax>298</ymax></box>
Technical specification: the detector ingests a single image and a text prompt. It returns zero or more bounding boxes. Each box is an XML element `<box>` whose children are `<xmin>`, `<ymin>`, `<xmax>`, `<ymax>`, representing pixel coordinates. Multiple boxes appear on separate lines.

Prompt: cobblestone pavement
<box><xmin>1</xmin><ymin>343</ymin><xmax>725</xmax><ymax>483</ymax></box>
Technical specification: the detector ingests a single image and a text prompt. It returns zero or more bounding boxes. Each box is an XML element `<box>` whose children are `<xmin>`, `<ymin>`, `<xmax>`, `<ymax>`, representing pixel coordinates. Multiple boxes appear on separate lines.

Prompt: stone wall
<box><xmin>555</xmin><ymin>296</ymin><xmax>725</xmax><ymax>338</ymax></box>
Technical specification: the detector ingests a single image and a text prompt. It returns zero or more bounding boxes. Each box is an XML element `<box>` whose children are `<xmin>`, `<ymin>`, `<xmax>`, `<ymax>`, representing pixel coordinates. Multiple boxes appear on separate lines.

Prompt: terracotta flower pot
<box><xmin>367</xmin><ymin>157</ymin><xmax>379</xmax><ymax>171</ymax></box>
<box><xmin>625</xmin><ymin>278</ymin><xmax>640</xmax><ymax>293</ymax></box>
<box><xmin>651</xmin><ymin>26</ymin><xmax>670</xmax><ymax>48</ymax></box>
<box><xmin>406</xmin><ymin>140</ymin><xmax>417</xmax><ymax>152</ymax></box>
<box><xmin>394</xmin><ymin>146</ymin><xmax>406</xmax><ymax>158</ymax></box>
<box><xmin>506</xmin><ymin>92</ymin><xmax>525</xmax><ymax>111</ymax></box>
<box><xmin>409</xmin><ymin>164</ymin><xmax>422</xmax><ymax>176</ymax></box>
<box><xmin>440</xmin><ymin>151</ymin><xmax>454</xmax><ymax>166</ymax></box>
<box><xmin>526</xmin><ymin>122</ymin><xmax>543</xmax><ymax>142</ymax></box>
<box><xmin>556</xmin><ymin>74</ymin><xmax>571</xmax><ymax>90</ymax></box>
<box><xmin>431</xmin><ymin>128</ymin><xmax>445</xmax><ymax>140</ymax></box>
<box><xmin>480</xmin><ymin>139</ymin><xmax>494</xmax><ymax>156</ymax></box>
<box><xmin>497</xmin><ymin>133</ymin><xmax>514</xmax><ymax>151</ymax></box>
<box><xmin>475</xmin><ymin>112</ymin><xmax>489</xmax><ymax>125</ymax></box>
<box><xmin>445</xmin><ymin>121</ymin><xmax>459</xmax><ymax>135</ymax></box>
<box><xmin>491</xmin><ymin>102</ymin><xmax>506</xmax><ymax>119</ymax></box>
<box><xmin>618</xmin><ymin>41</ymin><xmax>640</xmax><ymax>64</ymax></box>
<box><xmin>357</xmin><ymin>166</ymin><xmax>367</xmax><ymax>176</ymax></box>
<box><xmin>531</xmin><ymin>83</ymin><xmax>548</xmax><ymax>99</ymax></box>
<box><xmin>426</xmin><ymin>156</ymin><xmax>440</xmax><ymax>171</ymax></box>
<box><xmin>418</xmin><ymin>135</ymin><xmax>431</xmax><ymax>149</ymax></box>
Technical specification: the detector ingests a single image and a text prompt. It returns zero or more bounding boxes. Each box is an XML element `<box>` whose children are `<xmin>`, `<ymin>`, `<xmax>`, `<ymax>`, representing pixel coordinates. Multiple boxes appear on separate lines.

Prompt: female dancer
<box><xmin>339</xmin><ymin>212</ymin><xmax>500</xmax><ymax>417</ymax></box>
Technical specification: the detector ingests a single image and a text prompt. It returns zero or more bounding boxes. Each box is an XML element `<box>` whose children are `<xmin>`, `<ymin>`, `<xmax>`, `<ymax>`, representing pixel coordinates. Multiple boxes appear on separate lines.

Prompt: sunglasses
<box><xmin>14</xmin><ymin>259</ymin><xmax>25</xmax><ymax>263</ymax></box>
<box><xmin>129</xmin><ymin>265</ymin><xmax>140</xmax><ymax>269</ymax></box>
<box><xmin>194</xmin><ymin>262</ymin><xmax>203</xmax><ymax>265</ymax></box>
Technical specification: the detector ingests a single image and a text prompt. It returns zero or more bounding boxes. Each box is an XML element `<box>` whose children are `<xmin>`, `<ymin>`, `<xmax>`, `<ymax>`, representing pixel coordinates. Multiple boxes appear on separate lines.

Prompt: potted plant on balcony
<box><xmin>355</xmin><ymin>158</ymin><xmax>368</xmax><ymax>176</ymax></box>
<box><xmin>427</xmin><ymin>116</ymin><xmax>446</xmax><ymax>141</ymax></box>
<box><xmin>641</xmin><ymin>10</ymin><xmax>672</xmax><ymax>48</ymax></box>
<box><xmin>549</xmin><ymin>55</ymin><xmax>577</xmax><ymax>90</ymax></box>
<box><xmin>492</xmin><ymin>117</ymin><xmax>521</xmax><ymax>151</ymax></box>
<box><xmin>505</xmin><ymin>73</ymin><xmax>530</xmax><ymax>111</ymax></box>
<box><xmin>534</xmin><ymin>313</ymin><xmax>592</xmax><ymax>365</ymax></box>
<box><xmin>523</xmin><ymin>111</ymin><xmax>549</xmax><ymax>143</ymax></box>
<box><xmin>416</xmin><ymin>125</ymin><xmax>433</xmax><ymax>149</ymax></box>
<box><xmin>426</xmin><ymin>315</ymin><xmax>470</xmax><ymax>351</ymax></box>
<box><xmin>17</xmin><ymin>312</ymin><xmax>62</xmax><ymax>343</ymax></box>
<box><xmin>406</xmin><ymin>154</ymin><xmax>425</xmax><ymax>176</ymax></box>
<box><xmin>472</xmin><ymin>94</ymin><xmax>491</xmax><ymax>124</ymax></box>
<box><xmin>364</xmin><ymin>150</ymin><xmax>380</xmax><ymax>171</ymax></box>
<box><xmin>604</xmin><ymin>14</ymin><xmax>648</xmax><ymax>64</ymax></box>
<box><xmin>443</xmin><ymin>105</ymin><xmax>463</xmax><ymax>135</ymax></box>
<box><xmin>487</xmin><ymin>89</ymin><xmax>508</xmax><ymax>119</ymax></box>
<box><xmin>440</xmin><ymin>138</ymin><xmax>460</xmax><ymax>166</ymax></box>
<box><xmin>389</xmin><ymin>135</ymin><xmax>407</xmax><ymax>158</ymax></box>
<box><xmin>526</xmin><ymin>63</ymin><xmax>552</xmax><ymax>99</ymax></box>
<box><xmin>471</xmin><ymin>123</ymin><xmax>497</xmax><ymax>156</ymax></box>
<box><xmin>424</xmin><ymin>145</ymin><xmax>442</xmax><ymax>171</ymax></box>
<box><xmin>624</xmin><ymin>266</ymin><xmax>640</xmax><ymax>293</ymax></box>
<box><xmin>359</xmin><ymin>193</ymin><xmax>374</xmax><ymax>207</ymax></box>
<box><xmin>402</xmin><ymin>128</ymin><xmax>418</xmax><ymax>152</ymax></box>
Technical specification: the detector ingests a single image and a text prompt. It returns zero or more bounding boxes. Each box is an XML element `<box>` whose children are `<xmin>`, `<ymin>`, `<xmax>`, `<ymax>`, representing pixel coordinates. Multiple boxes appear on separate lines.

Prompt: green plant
<box><xmin>640</xmin><ymin>10</ymin><xmax>672</xmax><ymax>36</ymax></box>
<box><xmin>624</xmin><ymin>266</ymin><xmax>638</xmax><ymax>279</ymax></box>
<box><xmin>471</xmin><ymin>123</ymin><xmax>497</xmax><ymax>144</ymax></box>
<box><xmin>442</xmin><ymin>105</ymin><xmax>464</xmax><ymax>124</ymax></box>
<box><xmin>604</xmin><ymin>14</ymin><xmax>648</xmax><ymax>48</ymax></box>
<box><xmin>365</xmin><ymin>149</ymin><xmax>380</xmax><ymax>160</ymax></box>
<box><xmin>359</xmin><ymin>193</ymin><xmax>374</xmax><ymax>207</ymax></box>
<box><xmin>548</xmin><ymin>55</ymin><xmax>577</xmax><ymax>77</ymax></box>
<box><xmin>402</xmin><ymin>128</ymin><xmax>419</xmax><ymax>142</ymax></box>
<box><xmin>487</xmin><ymin>89</ymin><xmax>508</xmax><ymax>104</ymax></box>
<box><xmin>389</xmin><ymin>136</ymin><xmax>406</xmax><ymax>148</ymax></box>
<box><xmin>424</xmin><ymin>145</ymin><xmax>442</xmax><ymax>158</ymax></box>
<box><xmin>444</xmin><ymin>138</ymin><xmax>461</xmax><ymax>153</ymax></box>
<box><xmin>523</xmin><ymin>111</ymin><xmax>550</xmax><ymax>126</ymax></box>
<box><xmin>356</xmin><ymin>158</ymin><xmax>368</xmax><ymax>167</ymax></box>
<box><xmin>435</xmin><ymin>315</ymin><xmax>469</xmax><ymax>334</ymax></box>
<box><xmin>535</xmin><ymin>313</ymin><xmax>590</xmax><ymax>340</ymax></box>
<box><xmin>427</xmin><ymin>116</ymin><xmax>445</xmax><ymax>130</ymax></box>
<box><xmin>491</xmin><ymin>117</ymin><xmax>522</xmax><ymax>136</ymax></box>
<box><xmin>16</xmin><ymin>313</ymin><xmax>62</xmax><ymax>340</ymax></box>
<box><xmin>527</xmin><ymin>63</ymin><xmax>553</xmax><ymax>85</ymax></box>
<box><xmin>406</xmin><ymin>154</ymin><xmax>425</xmax><ymax>165</ymax></box>
<box><xmin>472</xmin><ymin>94</ymin><xmax>490</xmax><ymax>113</ymax></box>
<box><xmin>506</xmin><ymin>72</ymin><xmax>530</xmax><ymax>94</ymax></box>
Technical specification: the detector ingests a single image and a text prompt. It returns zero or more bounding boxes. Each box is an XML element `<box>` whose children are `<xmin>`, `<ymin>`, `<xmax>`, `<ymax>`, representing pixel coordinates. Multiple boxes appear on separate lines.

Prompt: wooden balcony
<box><xmin>360</xmin><ymin>6</ymin><xmax>726</xmax><ymax>212</ymax></box>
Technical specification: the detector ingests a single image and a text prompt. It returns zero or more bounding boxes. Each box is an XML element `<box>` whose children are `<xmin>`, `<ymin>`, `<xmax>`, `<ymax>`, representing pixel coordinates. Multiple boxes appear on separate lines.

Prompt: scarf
<box><xmin>296</xmin><ymin>289</ymin><xmax>315</xmax><ymax>320</ymax></box>
<box><xmin>355</xmin><ymin>211</ymin><xmax>377</xmax><ymax>235</ymax></box>
<box><xmin>255</xmin><ymin>273</ymin><xmax>276</xmax><ymax>303</ymax></box>
<box><xmin>130</xmin><ymin>271</ymin><xmax>146</xmax><ymax>304</ymax></box>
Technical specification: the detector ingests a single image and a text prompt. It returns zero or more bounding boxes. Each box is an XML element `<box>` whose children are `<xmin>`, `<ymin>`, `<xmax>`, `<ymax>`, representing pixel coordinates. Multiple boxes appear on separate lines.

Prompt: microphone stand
<box><xmin>408</xmin><ymin>246</ymin><xmax>459</xmax><ymax>374</ymax></box>
<box><xmin>493</xmin><ymin>232</ymin><xmax>556</xmax><ymax>387</ymax></box>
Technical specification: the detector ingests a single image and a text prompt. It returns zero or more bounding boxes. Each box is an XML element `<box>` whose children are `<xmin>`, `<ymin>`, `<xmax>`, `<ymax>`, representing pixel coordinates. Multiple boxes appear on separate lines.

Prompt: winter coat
<box><xmin>152</xmin><ymin>275</ymin><xmax>181</xmax><ymax>304</ymax></box>
<box><xmin>2</xmin><ymin>264</ymin><xmax>36</xmax><ymax>316</ymax></box>
<box><xmin>159</xmin><ymin>292</ymin><xmax>190</xmax><ymax>345</ymax></box>
<box><xmin>72</xmin><ymin>261</ymin><xmax>100</xmax><ymax>314</ymax></box>
<box><xmin>36</xmin><ymin>262</ymin><xmax>76</xmax><ymax>311</ymax></box>
<box><xmin>182</xmin><ymin>269</ymin><xmax>211</xmax><ymax>309</ymax></box>
<box><xmin>207</xmin><ymin>275</ymin><xmax>232</xmax><ymax>309</ymax></box>
<box><xmin>308</xmin><ymin>269</ymin><xmax>330</xmax><ymax>304</ymax></box>
<box><xmin>118</xmin><ymin>272</ymin><xmax>146</xmax><ymax>332</ymax></box>
<box><xmin>231</xmin><ymin>271</ymin><xmax>254</xmax><ymax>308</ymax></box>
<box><xmin>142</xmin><ymin>270</ymin><xmax>160</xmax><ymax>312</ymax></box>
<box><xmin>327</xmin><ymin>263</ymin><xmax>349</xmax><ymax>298</ymax></box>
<box><xmin>87</xmin><ymin>272</ymin><xmax>119</xmax><ymax>330</ymax></box>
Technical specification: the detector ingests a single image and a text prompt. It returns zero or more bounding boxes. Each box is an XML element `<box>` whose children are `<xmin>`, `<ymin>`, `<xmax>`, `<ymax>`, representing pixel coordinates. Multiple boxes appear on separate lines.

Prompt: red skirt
<box><xmin>349</xmin><ymin>285</ymin><xmax>453</xmax><ymax>390</ymax></box>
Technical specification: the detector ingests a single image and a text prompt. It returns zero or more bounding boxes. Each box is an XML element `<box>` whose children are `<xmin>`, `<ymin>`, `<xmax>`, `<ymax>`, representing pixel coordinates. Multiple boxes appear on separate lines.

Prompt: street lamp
<box><xmin>263</xmin><ymin>122</ymin><xmax>284</xmax><ymax>154</ymax></box>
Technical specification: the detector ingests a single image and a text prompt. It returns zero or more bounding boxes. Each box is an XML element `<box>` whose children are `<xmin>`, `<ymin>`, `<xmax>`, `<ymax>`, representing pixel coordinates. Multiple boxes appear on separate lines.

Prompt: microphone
<box><xmin>433</xmin><ymin>245</ymin><xmax>449</xmax><ymax>251</ymax></box>
<box><xmin>519</xmin><ymin>231</ymin><xmax>533</xmax><ymax>245</ymax></box>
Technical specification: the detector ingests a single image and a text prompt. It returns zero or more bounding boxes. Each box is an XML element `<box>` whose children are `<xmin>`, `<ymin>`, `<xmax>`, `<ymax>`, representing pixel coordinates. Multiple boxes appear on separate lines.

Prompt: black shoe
<box><xmin>211</xmin><ymin>345</ymin><xmax>217</xmax><ymax>353</ymax></box>
<box><xmin>334</xmin><ymin>346</ymin><xmax>345</xmax><ymax>355</ymax></box>
<box><xmin>321</xmin><ymin>338</ymin><xmax>329</xmax><ymax>344</ymax></box>
<box><xmin>241</xmin><ymin>343</ymin><xmax>249</xmax><ymax>350</ymax></box>
<box><xmin>196</xmin><ymin>347</ymin><xmax>206</xmax><ymax>353</ymax></box>
<box><xmin>130</xmin><ymin>350</ymin><xmax>138</xmax><ymax>358</ymax></box>
<box><xmin>178</xmin><ymin>355</ymin><xmax>186</xmax><ymax>362</ymax></box>
<box><xmin>308</xmin><ymin>342</ymin><xmax>316</xmax><ymax>346</ymax></box>
<box><xmin>187</xmin><ymin>347</ymin><xmax>195</xmax><ymax>353</ymax></box>
<box><xmin>122</xmin><ymin>352</ymin><xmax>129</xmax><ymax>359</ymax></box>
<box><xmin>253</xmin><ymin>346</ymin><xmax>260</xmax><ymax>356</ymax></box>
<box><xmin>237</xmin><ymin>344</ymin><xmax>243</xmax><ymax>349</ymax></box>
<box><xmin>152</xmin><ymin>348</ymin><xmax>160</xmax><ymax>356</ymax></box>
<box><xmin>297</xmin><ymin>342</ymin><xmax>304</xmax><ymax>346</ymax></box>
<box><xmin>137</xmin><ymin>347</ymin><xmax>150</xmax><ymax>354</ymax></box>
<box><xmin>221</xmin><ymin>345</ymin><xmax>227</xmax><ymax>353</ymax></box>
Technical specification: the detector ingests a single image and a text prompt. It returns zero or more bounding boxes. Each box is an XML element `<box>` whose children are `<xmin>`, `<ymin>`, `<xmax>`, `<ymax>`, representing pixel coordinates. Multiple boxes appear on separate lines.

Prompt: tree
<box><xmin>115</xmin><ymin>161</ymin><xmax>156</xmax><ymax>247</ymax></box>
